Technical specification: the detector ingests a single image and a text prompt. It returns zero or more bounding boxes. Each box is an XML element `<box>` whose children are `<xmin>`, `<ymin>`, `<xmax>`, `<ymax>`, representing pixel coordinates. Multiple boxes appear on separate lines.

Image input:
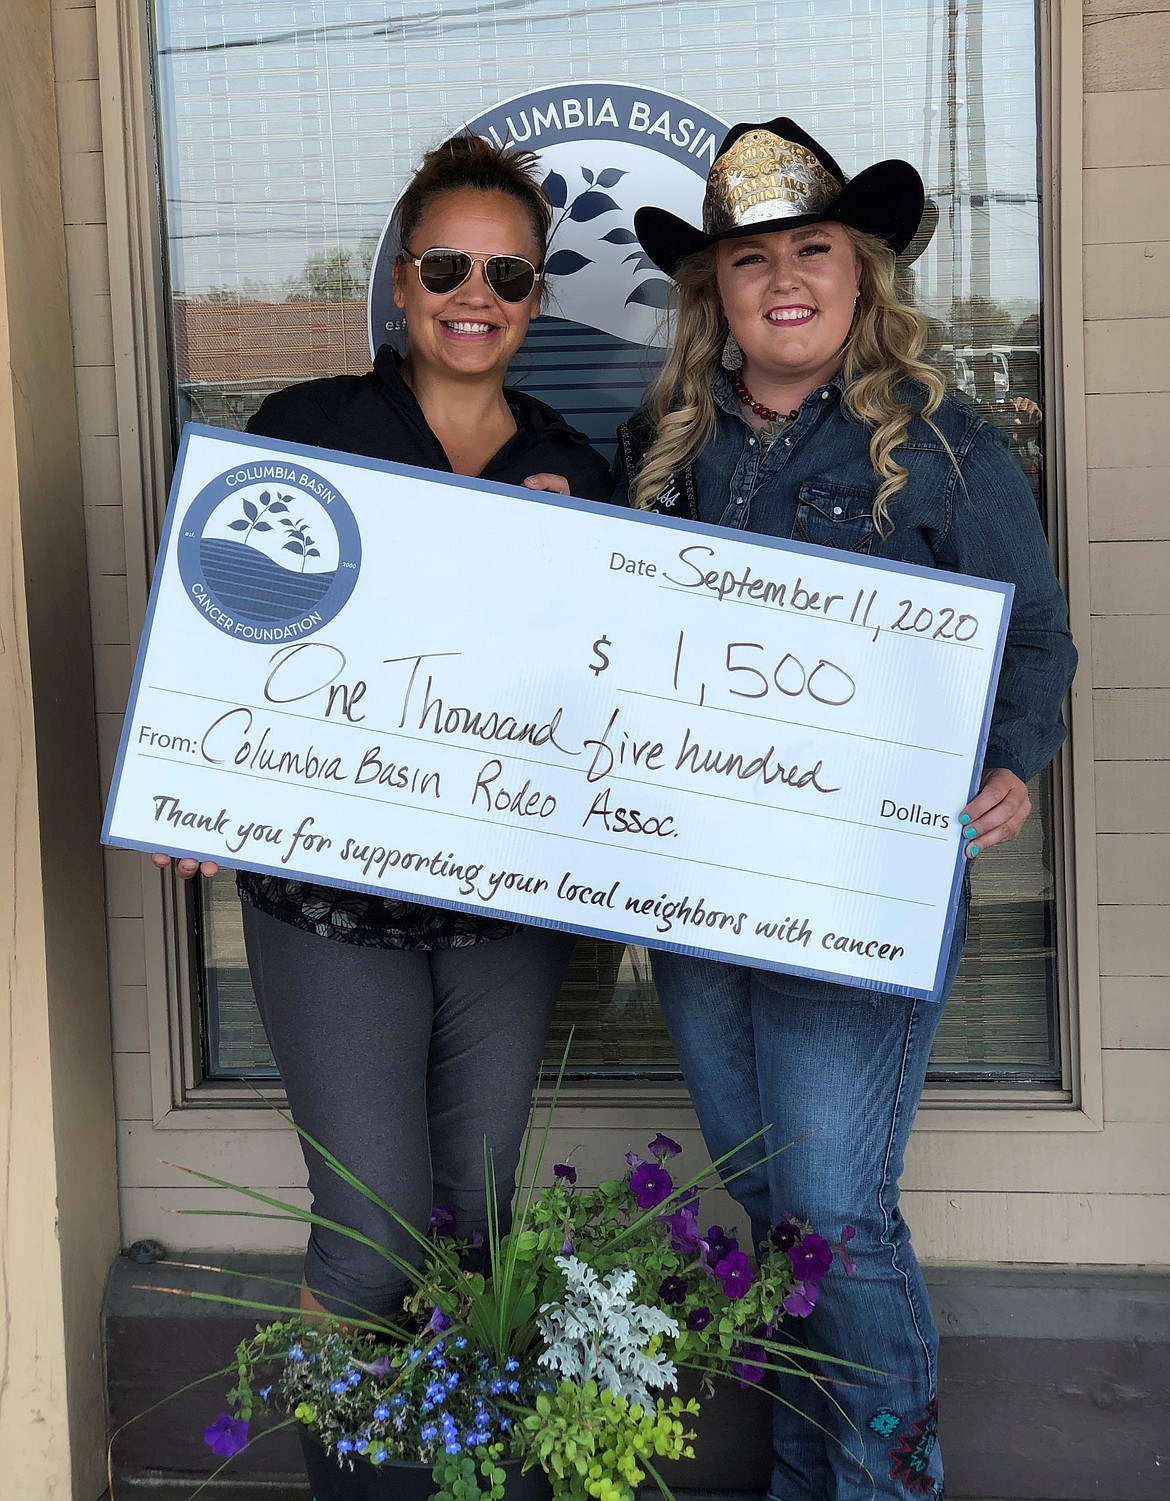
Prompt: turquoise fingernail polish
<box><xmin>969</xmin><ymin>845</ymin><xmax>980</xmax><ymax>858</ymax></box>
<box><xmin>958</xmin><ymin>813</ymin><xmax>971</xmax><ymax>825</ymax></box>
<box><xmin>963</xmin><ymin>825</ymin><xmax>977</xmax><ymax>839</ymax></box>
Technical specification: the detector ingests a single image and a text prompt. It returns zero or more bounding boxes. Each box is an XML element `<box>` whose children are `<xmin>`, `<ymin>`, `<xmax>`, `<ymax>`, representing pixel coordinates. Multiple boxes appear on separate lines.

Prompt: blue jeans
<box><xmin>651</xmin><ymin>915</ymin><xmax>965</xmax><ymax>1501</ymax></box>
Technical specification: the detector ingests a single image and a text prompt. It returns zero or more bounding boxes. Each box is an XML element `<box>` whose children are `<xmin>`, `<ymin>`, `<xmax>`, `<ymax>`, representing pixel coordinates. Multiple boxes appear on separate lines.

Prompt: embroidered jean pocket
<box><xmin>794</xmin><ymin>482</ymin><xmax>877</xmax><ymax>554</ymax></box>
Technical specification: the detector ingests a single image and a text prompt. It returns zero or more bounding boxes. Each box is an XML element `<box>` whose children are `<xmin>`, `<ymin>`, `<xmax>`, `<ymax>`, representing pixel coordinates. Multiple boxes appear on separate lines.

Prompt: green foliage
<box><xmin>521</xmin><ymin>1381</ymin><xmax>697</xmax><ymax>1501</ymax></box>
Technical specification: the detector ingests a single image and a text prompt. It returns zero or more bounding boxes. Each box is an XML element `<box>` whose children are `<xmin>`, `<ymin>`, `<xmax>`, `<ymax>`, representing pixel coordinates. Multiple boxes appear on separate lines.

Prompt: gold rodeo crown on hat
<box><xmin>634</xmin><ymin>117</ymin><xmax>929</xmax><ymax>278</ymax></box>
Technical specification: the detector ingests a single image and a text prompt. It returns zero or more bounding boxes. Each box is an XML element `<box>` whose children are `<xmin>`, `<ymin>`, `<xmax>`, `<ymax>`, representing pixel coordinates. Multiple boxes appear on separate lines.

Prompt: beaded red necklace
<box><xmin>732</xmin><ymin>375</ymin><xmax>798</xmax><ymax>425</ymax></box>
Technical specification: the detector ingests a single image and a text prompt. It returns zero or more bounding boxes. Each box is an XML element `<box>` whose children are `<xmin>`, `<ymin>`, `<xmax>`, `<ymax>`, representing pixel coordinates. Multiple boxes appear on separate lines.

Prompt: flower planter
<box><xmin>300</xmin><ymin>1427</ymin><xmax>552</xmax><ymax>1501</ymax></box>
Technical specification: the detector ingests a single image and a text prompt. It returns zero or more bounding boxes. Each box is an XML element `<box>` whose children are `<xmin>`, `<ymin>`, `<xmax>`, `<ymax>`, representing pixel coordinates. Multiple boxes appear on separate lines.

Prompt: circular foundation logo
<box><xmin>367</xmin><ymin>84</ymin><xmax>727</xmax><ymax>460</ymax></box>
<box><xmin>177</xmin><ymin>458</ymin><xmax>361</xmax><ymax>642</ymax></box>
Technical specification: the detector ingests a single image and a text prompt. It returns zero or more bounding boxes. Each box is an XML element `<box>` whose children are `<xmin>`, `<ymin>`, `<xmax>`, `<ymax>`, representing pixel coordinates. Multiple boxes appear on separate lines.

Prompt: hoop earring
<box><xmin>721</xmin><ymin>331</ymin><xmax>743</xmax><ymax>372</ymax></box>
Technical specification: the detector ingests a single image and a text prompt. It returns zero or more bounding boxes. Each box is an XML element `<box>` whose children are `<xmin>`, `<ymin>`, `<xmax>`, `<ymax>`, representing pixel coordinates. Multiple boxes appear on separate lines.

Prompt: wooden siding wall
<box><xmin>1081</xmin><ymin>0</ymin><xmax>1170</xmax><ymax>1247</ymax></box>
<box><xmin>52</xmin><ymin>0</ymin><xmax>1170</xmax><ymax>1265</ymax></box>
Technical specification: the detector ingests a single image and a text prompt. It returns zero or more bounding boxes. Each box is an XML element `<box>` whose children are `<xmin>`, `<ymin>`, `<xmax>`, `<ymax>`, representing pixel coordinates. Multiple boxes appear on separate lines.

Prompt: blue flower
<box><xmin>373</xmin><ymin>1404</ymin><xmax>390</xmax><ymax>1422</ymax></box>
<box><xmin>373</xmin><ymin>1447</ymin><xmax>388</xmax><ymax>1464</ymax></box>
<box><xmin>504</xmin><ymin>1358</ymin><xmax>519</xmax><ymax>1372</ymax></box>
<box><xmin>420</xmin><ymin>1424</ymin><xmax>438</xmax><ymax>1442</ymax></box>
<box><xmin>407</xmin><ymin>1347</ymin><xmax>422</xmax><ymax>1362</ymax></box>
<box><xmin>390</xmin><ymin>1395</ymin><xmax>406</xmax><ymax>1408</ymax></box>
<box><xmin>287</xmin><ymin>1344</ymin><xmax>305</xmax><ymax>1362</ymax></box>
<box><xmin>258</xmin><ymin>1386</ymin><xmax>272</xmax><ymax>1402</ymax></box>
<box><xmin>346</xmin><ymin>1368</ymin><xmax>361</xmax><ymax>1386</ymax></box>
<box><xmin>490</xmin><ymin>1379</ymin><xmax>506</xmax><ymax>1395</ymax></box>
<box><xmin>455</xmin><ymin>1336</ymin><xmax>468</xmax><ymax>1349</ymax></box>
<box><xmin>203</xmin><ymin>1412</ymin><xmax>248</xmax><ymax>1458</ymax></box>
<box><xmin>336</xmin><ymin>1437</ymin><xmax>354</xmax><ymax>1455</ymax></box>
<box><xmin>445</xmin><ymin>1372</ymin><xmax>459</xmax><ymax>1390</ymax></box>
<box><xmin>446</xmin><ymin>1442</ymin><xmax>462</xmax><ymax>1455</ymax></box>
<box><xmin>330</xmin><ymin>1379</ymin><xmax>347</xmax><ymax>1396</ymax></box>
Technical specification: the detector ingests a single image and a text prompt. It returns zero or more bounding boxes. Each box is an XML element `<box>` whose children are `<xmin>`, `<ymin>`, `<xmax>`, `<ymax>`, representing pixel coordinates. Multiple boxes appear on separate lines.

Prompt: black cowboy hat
<box><xmin>634</xmin><ymin>117</ymin><xmax>927</xmax><ymax>278</ymax></box>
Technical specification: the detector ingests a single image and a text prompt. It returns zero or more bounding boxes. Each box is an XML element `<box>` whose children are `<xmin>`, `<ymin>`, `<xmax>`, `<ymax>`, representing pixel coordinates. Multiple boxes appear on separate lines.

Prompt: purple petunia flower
<box><xmin>833</xmin><ymin>1225</ymin><xmax>858</xmax><ymax>1276</ymax></box>
<box><xmin>560</xmin><ymin>1229</ymin><xmax>575</xmax><ymax>1257</ymax></box>
<box><xmin>648</xmin><ymin>1132</ymin><xmax>683</xmax><ymax>1160</ymax></box>
<box><xmin>204</xmin><ymin>1411</ymin><xmax>249</xmax><ymax>1458</ymax></box>
<box><xmin>789</xmin><ymin>1233</ymin><xmax>833</xmax><ymax>1284</ymax></box>
<box><xmin>732</xmin><ymin>1342</ymin><xmax>768</xmax><ymax>1386</ymax></box>
<box><xmin>426</xmin><ymin>1306</ymin><xmax>452</xmax><ymax>1335</ymax></box>
<box><xmin>715</xmin><ymin>1249</ymin><xmax>755</xmax><ymax>1300</ymax></box>
<box><xmin>658</xmin><ymin>1274</ymin><xmax>689</xmax><ymax>1305</ymax></box>
<box><xmin>770</xmin><ymin>1215</ymin><xmax>802</xmax><ymax>1252</ymax></box>
<box><xmin>686</xmin><ymin>1305</ymin><xmax>713</xmax><ymax>1332</ymax></box>
<box><xmin>782</xmin><ymin>1280</ymin><xmax>820</xmax><ymax>1318</ymax></box>
<box><xmin>429</xmin><ymin>1203</ymin><xmax>456</xmax><ymax>1237</ymax></box>
<box><xmin>625</xmin><ymin>1149</ymin><xmax>646</xmax><ymax>1170</ymax></box>
<box><xmin>659</xmin><ymin>1200</ymin><xmax>703</xmax><ymax>1255</ymax></box>
<box><xmin>629</xmin><ymin>1161</ymin><xmax>673</xmax><ymax>1209</ymax></box>
<box><xmin>705</xmin><ymin>1225</ymin><xmax>739</xmax><ymax>1265</ymax></box>
<box><xmin>364</xmin><ymin>1353</ymin><xmax>393</xmax><ymax>1378</ymax></box>
<box><xmin>553</xmin><ymin>1163</ymin><xmax>577</xmax><ymax>1185</ymax></box>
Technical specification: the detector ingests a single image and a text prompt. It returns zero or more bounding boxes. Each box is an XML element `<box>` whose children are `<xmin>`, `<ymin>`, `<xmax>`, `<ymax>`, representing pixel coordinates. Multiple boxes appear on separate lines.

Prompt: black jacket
<box><xmin>244</xmin><ymin>343</ymin><xmax>612</xmax><ymax>501</ymax></box>
<box><xmin>236</xmin><ymin>345</ymin><xmax>611</xmax><ymax>950</ymax></box>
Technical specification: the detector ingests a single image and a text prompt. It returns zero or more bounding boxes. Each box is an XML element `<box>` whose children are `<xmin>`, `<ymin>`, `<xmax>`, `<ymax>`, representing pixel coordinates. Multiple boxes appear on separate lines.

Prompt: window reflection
<box><xmin>154</xmin><ymin>0</ymin><xmax>1058</xmax><ymax>1083</ymax></box>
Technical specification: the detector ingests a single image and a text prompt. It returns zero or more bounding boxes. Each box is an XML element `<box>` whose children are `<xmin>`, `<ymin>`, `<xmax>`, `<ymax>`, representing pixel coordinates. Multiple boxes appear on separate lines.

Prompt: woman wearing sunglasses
<box><xmin>154</xmin><ymin>134</ymin><xmax>609</xmax><ymax>1332</ymax></box>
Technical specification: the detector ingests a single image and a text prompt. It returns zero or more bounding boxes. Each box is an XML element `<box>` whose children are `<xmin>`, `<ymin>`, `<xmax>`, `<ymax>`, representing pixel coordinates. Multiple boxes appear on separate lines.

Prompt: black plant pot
<box><xmin>299</xmin><ymin>1427</ymin><xmax>552</xmax><ymax>1500</ymax></box>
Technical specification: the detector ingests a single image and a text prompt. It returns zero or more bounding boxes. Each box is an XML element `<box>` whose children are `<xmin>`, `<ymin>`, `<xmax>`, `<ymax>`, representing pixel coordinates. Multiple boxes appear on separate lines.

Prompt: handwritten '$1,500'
<box><xmin>103</xmin><ymin>424</ymin><xmax>1011</xmax><ymax>1000</ymax></box>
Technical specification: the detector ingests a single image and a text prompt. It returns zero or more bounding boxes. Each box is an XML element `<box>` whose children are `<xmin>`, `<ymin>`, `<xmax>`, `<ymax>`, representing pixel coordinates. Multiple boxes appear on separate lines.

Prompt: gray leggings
<box><xmin>242</xmin><ymin>905</ymin><xmax>574</xmax><ymax>1317</ymax></box>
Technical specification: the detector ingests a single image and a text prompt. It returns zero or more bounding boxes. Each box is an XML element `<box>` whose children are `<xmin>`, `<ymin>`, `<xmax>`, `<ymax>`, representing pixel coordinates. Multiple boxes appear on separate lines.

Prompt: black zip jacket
<box><xmin>243</xmin><ymin>342</ymin><xmax>611</xmax><ymax>499</ymax></box>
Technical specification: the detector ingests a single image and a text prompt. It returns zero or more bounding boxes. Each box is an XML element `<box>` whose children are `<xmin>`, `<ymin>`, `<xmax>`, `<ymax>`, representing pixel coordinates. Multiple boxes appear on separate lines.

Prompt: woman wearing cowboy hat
<box><xmin>616</xmin><ymin>119</ymin><xmax>1077</xmax><ymax>1500</ymax></box>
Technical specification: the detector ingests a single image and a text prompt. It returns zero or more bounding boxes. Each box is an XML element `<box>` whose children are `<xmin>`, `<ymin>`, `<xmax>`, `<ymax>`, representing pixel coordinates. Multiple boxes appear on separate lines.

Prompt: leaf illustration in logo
<box><xmin>623</xmin><ymin>250</ymin><xmax>661</xmax><ymax>273</ymax></box>
<box><xmin>601</xmin><ymin>227</ymin><xmax>639</xmax><ymax>245</ymax></box>
<box><xmin>541</xmin><ymin>171</ymin><xmax>568</xmax><ymax>209</ymax></box>
<box><xmin>569</xmin><ymin>191</ymin><xmax>619</xmax><ymax>222</ymax></box>
<box><xmin>228</xmin><ymin>519</ymin><xmax>250</xmax><ymax>531</ymax></box>
<box><xmin>243</xmin><ymin>499</ymin><xmax>258</xmax><ymax>521</ymax></box>
<box><xmin>252</xmin><ymin>521</ymin><xmax>273</xmax><ymax>532</ymax></box>
<box><xmin>596</xmin><ymin>168</ymin><xmax>627</xmax><ymax>188</ymax></box>
<box><xmin>284</xmin><ymin>539</ymin><xmax>304</xmax><ymax>555</ymax></box>
<box><xmin>626</xmin><ymin>278</ymin><xmax>672</xmax><ymax>309</ymax></box>
<box><xmin>545</xmin><ymin>249</ymin><xmax>592</xmax><ymax>276</ymax></box>
<box><xmin>580</xmin><ymin>167</ymin><xmax>595</xmax><ymax>185</ymax></box>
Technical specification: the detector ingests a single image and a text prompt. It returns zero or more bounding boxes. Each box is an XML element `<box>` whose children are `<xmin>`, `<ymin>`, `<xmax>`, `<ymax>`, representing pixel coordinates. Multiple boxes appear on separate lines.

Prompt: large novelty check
<box><xmin>103</xmin><ymin>424</ymin><xmax>1012</xmax><ymax>1000</ymax></box>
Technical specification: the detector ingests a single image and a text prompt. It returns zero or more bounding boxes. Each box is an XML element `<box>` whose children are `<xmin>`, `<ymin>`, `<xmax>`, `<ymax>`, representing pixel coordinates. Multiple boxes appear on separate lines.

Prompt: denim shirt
<box><xmin>615</xmin><ymin>373</ymin><xmax>1077</xmax><ymax>784</ymax></box>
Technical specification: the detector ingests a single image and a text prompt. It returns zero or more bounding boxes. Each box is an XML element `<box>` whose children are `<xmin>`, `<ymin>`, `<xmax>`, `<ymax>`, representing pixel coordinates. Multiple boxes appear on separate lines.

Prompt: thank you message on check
<box><xmin>103</xmin><ymin>424</ymin><xmax>1012</xmax><ymax>1000</ymax></box>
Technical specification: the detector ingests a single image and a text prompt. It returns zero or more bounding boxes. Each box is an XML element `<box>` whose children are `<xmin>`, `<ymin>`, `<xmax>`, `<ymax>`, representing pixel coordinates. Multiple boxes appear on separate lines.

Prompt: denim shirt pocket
<box><xmin>794</xmin><ymin>480</ymin><xmax>878</xmax><ymax>554</ymax></box>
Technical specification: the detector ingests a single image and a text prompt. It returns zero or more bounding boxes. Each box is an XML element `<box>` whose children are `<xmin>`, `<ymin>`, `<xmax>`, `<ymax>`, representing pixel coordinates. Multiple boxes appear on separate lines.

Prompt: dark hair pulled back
<box><xmin>396</xmin><ymin>133</ymin><xmax>552</xmax><ymax>259</ymax></box>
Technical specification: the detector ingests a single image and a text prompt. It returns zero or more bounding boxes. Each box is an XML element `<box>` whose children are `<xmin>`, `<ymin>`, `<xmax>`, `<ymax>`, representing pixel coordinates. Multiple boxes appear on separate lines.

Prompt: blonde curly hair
<box><xmin>630</xmin><ymin>227</ymin><xmax>946</xmax><ymax>535</ymax></box>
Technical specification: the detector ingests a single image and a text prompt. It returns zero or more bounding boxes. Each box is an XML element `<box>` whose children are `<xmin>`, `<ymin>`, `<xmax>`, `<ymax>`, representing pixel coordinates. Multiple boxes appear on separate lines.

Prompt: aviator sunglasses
<box><xmin>399</xmin><ymin>246</ymin><xmax>543</xmax><ymax>303</ymax></box>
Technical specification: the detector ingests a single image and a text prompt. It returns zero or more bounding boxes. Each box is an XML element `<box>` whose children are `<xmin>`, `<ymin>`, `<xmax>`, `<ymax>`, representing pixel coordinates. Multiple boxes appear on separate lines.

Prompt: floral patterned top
<box><xmin>236</xmin><ymin>872</ymin><xmax>521</xmax><ymax>950</ymax></box>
